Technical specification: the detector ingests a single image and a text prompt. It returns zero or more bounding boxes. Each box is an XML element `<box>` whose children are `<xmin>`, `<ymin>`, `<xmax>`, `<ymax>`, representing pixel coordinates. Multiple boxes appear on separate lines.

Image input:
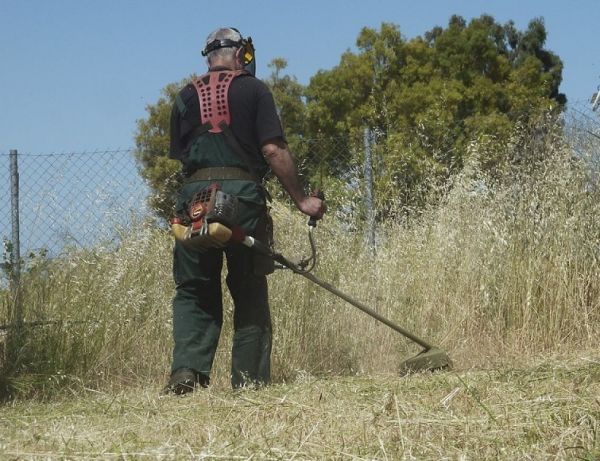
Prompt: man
<box><xmin>165</xmin><ymin>27</ymin><xmax>325</xmax><ymax>393</ymax></box>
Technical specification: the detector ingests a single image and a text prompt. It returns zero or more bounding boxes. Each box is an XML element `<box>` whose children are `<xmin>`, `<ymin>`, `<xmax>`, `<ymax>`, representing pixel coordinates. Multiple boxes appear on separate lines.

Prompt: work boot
<box><xmin>163</xmin><ymin>368</ymin><xmax>209</xmax><ymax>395</ymax></box>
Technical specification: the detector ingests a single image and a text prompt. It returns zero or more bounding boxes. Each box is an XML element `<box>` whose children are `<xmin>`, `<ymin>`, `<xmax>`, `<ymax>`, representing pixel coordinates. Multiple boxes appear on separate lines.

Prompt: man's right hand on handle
<box><xmin>262</xmin><ymin>139</ymin><xmax>327</xmax><ymax>221</ymax></box>
<box><xmin>299</xmin><ymin>195</ymin><xmax>326</xmax><ymax>221</ymax></box>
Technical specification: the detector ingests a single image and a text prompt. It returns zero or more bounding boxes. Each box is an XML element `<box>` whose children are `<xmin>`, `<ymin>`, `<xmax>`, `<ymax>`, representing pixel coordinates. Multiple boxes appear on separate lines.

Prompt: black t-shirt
<box><xmin>169</xmin><ymin>69</ymin><xmax>285</xmax><ymax>176</ymax></box>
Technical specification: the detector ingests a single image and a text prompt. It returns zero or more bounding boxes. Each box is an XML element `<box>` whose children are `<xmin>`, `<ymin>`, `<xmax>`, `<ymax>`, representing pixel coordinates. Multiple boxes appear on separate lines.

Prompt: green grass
<box><xmin>1</xmin><ymin>354</ymin><xmax>598</xmax><ymax>459</ymax></box>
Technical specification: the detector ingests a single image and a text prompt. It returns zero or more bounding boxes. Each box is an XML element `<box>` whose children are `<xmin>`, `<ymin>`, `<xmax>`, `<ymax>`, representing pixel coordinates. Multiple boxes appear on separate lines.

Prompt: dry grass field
<box><xmin>1</xmin><ymin>353</ymin><xmax>599</xmax><ymax>460</ymax></box>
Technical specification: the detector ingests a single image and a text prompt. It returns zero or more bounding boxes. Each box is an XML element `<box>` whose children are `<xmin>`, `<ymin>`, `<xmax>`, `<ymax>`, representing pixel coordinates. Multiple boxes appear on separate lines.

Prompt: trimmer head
<box><xmin>398</xmin><ymin>347</ymin><xmax>452</xmax><ymax>375</ymax></box>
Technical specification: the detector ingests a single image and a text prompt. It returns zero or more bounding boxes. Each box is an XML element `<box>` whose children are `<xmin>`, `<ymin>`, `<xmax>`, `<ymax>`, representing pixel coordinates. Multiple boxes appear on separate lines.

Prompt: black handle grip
<box><xmin>308</xmin><ymin>190</ymin><xmax>325</xmax><ymax>227</ymax></box>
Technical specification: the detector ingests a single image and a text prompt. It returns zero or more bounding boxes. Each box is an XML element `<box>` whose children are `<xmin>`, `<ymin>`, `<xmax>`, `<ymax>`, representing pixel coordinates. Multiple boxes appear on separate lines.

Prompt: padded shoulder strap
<box><xmin>191</xmin><ymin>70</ymin><xmax>246</xmax><ymax>133</ymax></box>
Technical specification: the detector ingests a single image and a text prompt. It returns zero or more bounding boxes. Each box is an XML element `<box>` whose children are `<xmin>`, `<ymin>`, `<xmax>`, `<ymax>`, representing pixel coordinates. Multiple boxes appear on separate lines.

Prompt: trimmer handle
<box><xmin>308</xmin><ymin>190</ymin><xmax>325</xmax><ymax>227</ymax></box>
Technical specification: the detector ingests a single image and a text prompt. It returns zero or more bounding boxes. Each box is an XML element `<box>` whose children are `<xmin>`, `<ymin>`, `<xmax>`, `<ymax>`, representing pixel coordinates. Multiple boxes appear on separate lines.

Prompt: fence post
<box><xmin>10</xmin><ymin>150</ymin><xmax>21</xmax><ymax>279</ymax></box>
<box><xmin>363</xmin><ymin>128</ymin><xmax>376</xmax><ymax>253</ymax></box>
<box><xmin>9</xmin><ymin>149</ymin><xmax>23</xmax><ymax>329</ymax></box>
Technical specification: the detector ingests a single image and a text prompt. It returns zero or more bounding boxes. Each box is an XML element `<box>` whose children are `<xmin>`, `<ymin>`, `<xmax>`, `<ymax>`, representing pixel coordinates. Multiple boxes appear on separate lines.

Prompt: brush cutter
<box><xmin>171</xmin><ymin>185</ymin><xmax>452</xmax><ymax>374</ymax></box>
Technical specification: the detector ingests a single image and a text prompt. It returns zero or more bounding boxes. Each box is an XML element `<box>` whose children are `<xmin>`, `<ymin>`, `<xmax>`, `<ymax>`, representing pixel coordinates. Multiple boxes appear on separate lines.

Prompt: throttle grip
<box><xmin>308</xmin><ymin>190</ymin><xmax>325</xmax><ymax>227</ymax></box>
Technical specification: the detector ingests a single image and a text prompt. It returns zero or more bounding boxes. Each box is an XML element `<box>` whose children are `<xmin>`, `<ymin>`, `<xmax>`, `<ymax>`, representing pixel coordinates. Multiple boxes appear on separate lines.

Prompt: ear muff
<box><xmin>202</xmin><ymin>28</ymin><xmax>256</xmax><ymax>76</ymax></box>
<box><xmin>241</xmin><ymin>37</ymin><xmax>255</xmax><ymax>66</ymax></box>
<box><xmin>240</xmin><ymin>36</ymin><xmax>256</xmax><ymax>76</ymax></box>
<box><xmin>234</xmin><ymin>35</ymin><xmax>256</xmax><ymax>75</ymax></box>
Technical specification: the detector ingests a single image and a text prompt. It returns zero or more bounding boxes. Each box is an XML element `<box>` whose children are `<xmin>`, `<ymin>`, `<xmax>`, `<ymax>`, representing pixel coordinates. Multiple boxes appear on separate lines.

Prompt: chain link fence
<box><xmin>566</xmin><ymin>100</ymin><xmax>600</xmax><ymax>177</ymax></box>
<box><xmin>1</xmin><ymin>150</ymin><xmax>153</xmax><ymax>286</ymax></box>
<box><xmin>0</xmin><ymin>141</ymin><xmax>372</xmax><ymax>287</ymax></box>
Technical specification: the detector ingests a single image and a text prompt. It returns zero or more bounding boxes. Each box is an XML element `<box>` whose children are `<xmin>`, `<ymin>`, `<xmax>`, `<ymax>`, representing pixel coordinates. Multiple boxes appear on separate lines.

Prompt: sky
<box><xmin>1</xmin><ymin>0</ymin><xmax>599</xmax><ymax>154</ymax></box>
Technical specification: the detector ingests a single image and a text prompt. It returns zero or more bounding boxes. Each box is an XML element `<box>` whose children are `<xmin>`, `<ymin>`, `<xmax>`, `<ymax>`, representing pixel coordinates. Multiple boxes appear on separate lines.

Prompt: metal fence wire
<box><xmin>0</xmin><ymin>149</ymin><xmax>152</xmax><ymax>265</ymax></box>
<box><xmin>0</xmin><ymin>141</ymin><xmax>369</xmax><ymax>284</ymax></box>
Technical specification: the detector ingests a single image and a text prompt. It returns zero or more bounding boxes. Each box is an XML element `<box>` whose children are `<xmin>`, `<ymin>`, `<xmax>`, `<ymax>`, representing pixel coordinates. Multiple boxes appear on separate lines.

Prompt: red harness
<box><xmin>191</xmin><ymin>70</ymin><xmax>245</xmax><ymax>133</ymax></box>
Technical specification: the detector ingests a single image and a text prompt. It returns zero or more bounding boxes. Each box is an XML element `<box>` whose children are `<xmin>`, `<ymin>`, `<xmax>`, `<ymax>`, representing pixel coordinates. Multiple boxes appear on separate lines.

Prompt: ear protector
<box><xmin>202</xmin><ymin>27</ymin><xmax>256</xmax><ymax>76</ymax></box>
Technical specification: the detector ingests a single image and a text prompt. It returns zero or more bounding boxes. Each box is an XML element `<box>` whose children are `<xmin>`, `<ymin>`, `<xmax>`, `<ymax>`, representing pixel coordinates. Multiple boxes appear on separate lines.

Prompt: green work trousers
<box><xmin>171</xmin><ymin>179</ymin><xmax>272</xmax><ymax>388</ymax></box>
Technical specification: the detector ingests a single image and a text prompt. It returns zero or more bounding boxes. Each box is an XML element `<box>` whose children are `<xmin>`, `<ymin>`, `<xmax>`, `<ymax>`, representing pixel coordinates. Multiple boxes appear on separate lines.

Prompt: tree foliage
<box><xmin>302</xmin><ymin>16</ymin><xmax>565</xmax><ymax>210</ymax></box>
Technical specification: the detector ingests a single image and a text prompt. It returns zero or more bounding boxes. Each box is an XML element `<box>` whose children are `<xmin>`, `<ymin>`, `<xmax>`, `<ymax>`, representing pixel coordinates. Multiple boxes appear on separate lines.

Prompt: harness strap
<box><xmin>187</xmin><ymin>70</ymin><xmax>272</xmax><ymax>202</ymax></box>
<box><xmin>218</xmin><ymin>121</ymin><xmax>272</xmax><ymax>202</ymax></box>
<box><xmin>175</xmin><ymin>93</ymin><xmax>188</xmax><ymax>117</ymax></box>
<box><xmin>184</xmin><ymin>167</ymin><xmax>260</xmax><ymax>183</ymax></box>
<box><xmin>191</xmin><ymin>70</ymin><xmax>245</xmax><ymax>133</ymax></box>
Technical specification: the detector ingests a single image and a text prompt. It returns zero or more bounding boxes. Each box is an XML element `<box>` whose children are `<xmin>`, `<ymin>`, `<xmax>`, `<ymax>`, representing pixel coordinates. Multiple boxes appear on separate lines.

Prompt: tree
<box><xmin>302</xmin><ymin>16</ymin><xmax>566</xmax><ymax>211</ymax></box>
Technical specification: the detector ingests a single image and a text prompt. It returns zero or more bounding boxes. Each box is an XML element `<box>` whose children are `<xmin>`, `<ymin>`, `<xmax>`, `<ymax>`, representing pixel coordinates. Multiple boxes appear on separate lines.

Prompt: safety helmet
<box><xmin>202</xmin><ymin>27</ymin><xmax>256</xmax><ymax>76</ymax></box>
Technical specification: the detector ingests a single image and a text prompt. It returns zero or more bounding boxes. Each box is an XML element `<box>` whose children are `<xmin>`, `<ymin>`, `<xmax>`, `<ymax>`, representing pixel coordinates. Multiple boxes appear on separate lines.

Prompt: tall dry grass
<box><xmin>1</xmin><ymin>119</ymin><xmax>599</xmax><ymax>398</ymax></box>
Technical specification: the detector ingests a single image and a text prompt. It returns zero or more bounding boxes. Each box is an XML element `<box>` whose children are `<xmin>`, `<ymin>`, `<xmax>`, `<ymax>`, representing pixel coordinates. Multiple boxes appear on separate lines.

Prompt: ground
<box><xmin>1</xmin><ymin>353</ymin><xmax>599</xmax><ymax>460</ymax></box>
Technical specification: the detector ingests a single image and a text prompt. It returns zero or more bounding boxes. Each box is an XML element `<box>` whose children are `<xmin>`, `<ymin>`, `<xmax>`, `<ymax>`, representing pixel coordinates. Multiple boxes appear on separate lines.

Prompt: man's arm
<box><xmin>262</xmin><ymin>138</ymin><xmax>325</xmax><ymax>219</ymax></box>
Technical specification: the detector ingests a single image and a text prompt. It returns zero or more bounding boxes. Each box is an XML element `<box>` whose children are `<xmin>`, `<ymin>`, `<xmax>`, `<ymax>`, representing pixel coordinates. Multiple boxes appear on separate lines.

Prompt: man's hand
<box><xmin>298</xmin><ymin>195</ymin><xmax>326</xmax><ymax>220</ymax></box>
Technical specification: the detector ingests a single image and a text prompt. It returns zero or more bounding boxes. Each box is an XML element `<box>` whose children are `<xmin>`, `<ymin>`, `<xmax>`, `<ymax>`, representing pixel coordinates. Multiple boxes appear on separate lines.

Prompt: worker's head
<box><xmin>202</xmin><ymin>27</ymin><xmax>255</xmax><ymax>75</ymax></box>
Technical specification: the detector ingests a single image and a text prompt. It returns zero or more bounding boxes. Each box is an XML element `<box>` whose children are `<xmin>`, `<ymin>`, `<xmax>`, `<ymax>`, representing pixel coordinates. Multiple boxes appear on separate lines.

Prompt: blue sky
<box><xmin>1</xmin><ymin>0</ymin><xmax>598</xmax><ymax>154</ymax></box>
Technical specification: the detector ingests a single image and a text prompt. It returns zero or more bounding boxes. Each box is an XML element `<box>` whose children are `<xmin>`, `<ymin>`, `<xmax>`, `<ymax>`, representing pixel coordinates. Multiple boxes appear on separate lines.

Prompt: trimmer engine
<box><xmin>171</xmin><ymin>183</ymin><xmax>239</xmax><ymax>251</ymax></box>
